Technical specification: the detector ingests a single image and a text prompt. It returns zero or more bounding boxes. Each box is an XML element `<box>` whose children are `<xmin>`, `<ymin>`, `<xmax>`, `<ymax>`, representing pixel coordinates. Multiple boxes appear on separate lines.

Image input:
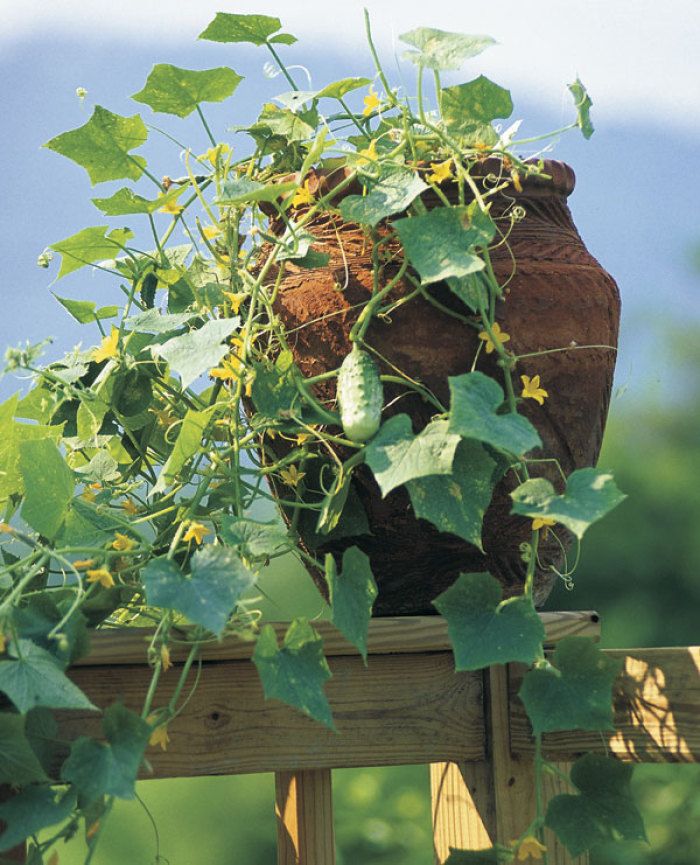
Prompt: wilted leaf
<box><xmin>568</xmin><ymin>78</ymin><xmax>594</xmax><ymax>139</ymax></box>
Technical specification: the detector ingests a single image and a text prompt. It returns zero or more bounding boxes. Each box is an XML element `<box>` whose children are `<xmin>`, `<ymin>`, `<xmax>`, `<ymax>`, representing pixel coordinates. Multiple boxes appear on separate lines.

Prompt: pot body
<box><xmin>272</xmin><ymin>161</ymin><xmax>620</xmax><ymax>614</ymax></box>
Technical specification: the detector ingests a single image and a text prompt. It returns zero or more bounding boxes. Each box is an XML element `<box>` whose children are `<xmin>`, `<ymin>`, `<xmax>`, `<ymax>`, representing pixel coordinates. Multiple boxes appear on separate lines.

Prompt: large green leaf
<box><xmin>221</xmin><ymin>517</ymin><xmax>291</xmax><ymax>560</ymax></box>
<box><xmin>152</xmin><ymin>317</ymin><xmax>241</xmax><ymax>389</ymax></box>
<box><xmin>252</xmin><ymin>619</ymin><xmax>334</xmax><ymax>729</ymax></box>
<box><xmin>53</xmin><ymin>294</ymin><xmax>118</xmax><ymax>324</ymax></box>
<box><xmin>50</xmin><ymin>226</ymin><xmax>134</xmax><ymax>279</ymax></box>
<box><xmin>44</xmin><ymin>106</ymin><xmax>148</xmax><ymax>185</ymax></box>
<box><xmin>19</xmin><ymin>438</ymin><xmax>74</xmax><ymax>539</ymax></box>
<box><xmin>364</xmin><ymin>415</ymin><xmax>460</xmax><ymax>497</ymax></box>
<box><xmin>0</xmin><ymin>640</ymin><xmax>96</xmax><ymax>713</ymax></box>
<box><xmin>0</xmin><ymin>787</ymin><xmax>76</xmax><ymax>853</ymax></box>
<box><xmin>142</xmin><ymin>547</ymin><xmax>254</xmax><ymax>637</ymax></box>
<box><xmin>407</xmin><ymin>439</ymin><xmax>499</xmax><ymax>549</ymax></box>
<box><xmin>433</xmin><ymin>573</ymin><xmax>544</xmax><ymax>670</ymax></box>
<box><xmin>0</xmin><ymin>396</ymin><xmax>63</xmax><ymax>501</ymax></box>
<box><xmin>545</xmin><ymin>755</ymin><xmax>646</xmax><ymax>855</ymax></box>
<box><xmin>510</xmin><ymin>469</ymin><xmax>626</xmax><ymax>540</ymax></box>
<box><xmin>0</xmin><ymin>712</ymin><xmax>48</xmax><ymax>785</ymax></box>
<box><xmin>339</xmin><ymin>167</ymin><xmax>428</xmax><ymax>228</ymax></box>
<box><xmin>442</xmin><ymin>76</ymin><xmax>513</xmax><ymax>143</ymax></box>
<box><xmin>325</xmin><ymin>547</ymin><xmax>377</xmax><ymax>661</ymax></box>
<box><xmin>568</xmin><ymin>78</ymin><xmax>594</xmax><ymax>139</ymax></box>
<box><xmin>247</xmin><ymin>103</ymin><xmax>316</xmax><ymax>145</ymax></box>
<box><xmin>400</xmin><ymin>27</ymin><xmax>496</xmax><ymax>70</ymax></box>
<box><xmin>215</xmin><ymin>176</ymin><xmax>297</xmax><ymax>205</ymax></box>
<box><xmin>61</xmin><ymin>703</ymin><xmax>150</xmax><ymax>803</ymax></box>
<box><xmin>132</xmin><ymin>64</ymin><xmax>242</xmax><ymax>117</ymax></box>
<box><xmin>449</xmin><ymin>372</ymin><xmax>542</xmax><ymax>455</ymax></box>
<box><xmin>518</xmin><ymin>637</ymin><xmax>622</xmax><ymax>735</ymax></box>
<box><xmin>393</xmin><ymin>204</ymin><xmax>495</xmax><ymax>285</ymax></box>
<box><xmin>199</xmin><ymin>12</ymin><xmax>297</xmax><ymax>45</ymax></box>
<box><xmin>91</xmin><ymin>185</ymin><xmax>184</xmax><ymax>215</ymax></box>
<box><xmin>151</xmin><ymin>406</ymin><xmax>215</xmax><ymax>495</ymax></box>
<box><xmin>250</xmin><ymin>350</ymin><xmax>301</xmax><ymax>419</ymax></box>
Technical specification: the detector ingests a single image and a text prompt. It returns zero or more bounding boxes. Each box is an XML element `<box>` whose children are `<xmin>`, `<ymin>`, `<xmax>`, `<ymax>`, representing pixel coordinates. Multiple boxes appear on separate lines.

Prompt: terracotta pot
<box><xmin>269</xmin><ymin>159</ymin><xmax>620</xmax><ymax>615</ymax></box>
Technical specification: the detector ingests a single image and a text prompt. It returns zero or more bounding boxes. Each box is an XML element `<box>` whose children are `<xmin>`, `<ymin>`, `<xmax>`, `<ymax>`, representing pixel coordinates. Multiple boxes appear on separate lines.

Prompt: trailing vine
<box><xmin>0</xmin><ymin>12</ymin><xmax>642</xmax><ymax>864</ymax></box>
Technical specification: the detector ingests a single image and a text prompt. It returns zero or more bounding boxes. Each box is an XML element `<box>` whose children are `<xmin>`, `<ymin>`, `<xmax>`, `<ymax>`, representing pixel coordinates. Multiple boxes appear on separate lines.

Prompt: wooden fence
<box><xmin>7</xmin><ymin>612</ymin><xmax>700</xmax><ymax>863</ymax></box>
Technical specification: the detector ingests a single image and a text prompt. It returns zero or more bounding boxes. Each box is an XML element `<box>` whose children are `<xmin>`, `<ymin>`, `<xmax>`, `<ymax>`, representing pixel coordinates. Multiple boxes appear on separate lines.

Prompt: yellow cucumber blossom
<box><xmin>532</xmin><ymin>516</ymin><xmax>557</xmax><ymax>535</ymax></box>
<box><xmin>111</xmin><ymin>532</ymin><xmax>137</xmax><ymax>552</ymax></box>
<box><xmin>160</xmin><ymin>645</ymin><xmax>172</xmax><ymax>672</ymax></box>
<box><xmin>201</xmin><ymin>143</ymin><xmax>231</xmax><ymax>165</ymax></box>
<box><xmin>92</xmin><ymin>328</ymin><xmax>119</xmax><ymax>363</ymax></box>
<box><xmin>280</xmin><ymin>465</ymin><xmax>306</xmax><ymax>488</ymax></box>
<box><xmin>183</xmin><ymin>521</ymin><xmax>210</xmax><ymax>545</ymax></box>
<box><xmin>122</xmin><ymin>498</ymin><xmax>139</xmax><ymax>516</ymax></box>
<box><xmin>222</xmin><ymin>291</ymin><xmax>247</xmax><ymax>315</ymax></box>
<box><xmin>72</xmin><ymin>558</ymin><xmax>96</xmax><ymax>570</ymax></box>
<box><xmin>357</xmin><ymin>139</ymin><xmax>378</xmax><ymax>164</ymax></box>
<box><xmin>158</xmin><ymin>197</ymin><xmax>184</xmax><ymax>215</ymax></box>
<box><xmin>516</xmin><ymin>835</ymin><xmax>547</xmax><ymax>860</ymax></box>
<box><xmin>86</xmin><ymin>568</ymin><xmax>115</xmax><ymax>589</ymax></box>
<box><xmin>202</xmin><ymin>224</ymin><xmax>222</xmax><ymax>240</ymax></box>
<box><xmin>427</xmin><ymin>158</ymin><xmax>454</xmax><ymax>184</ymax></box>
<box><xmin>363</xmin><ymin>87</ymin><xmax>381</xmax><ymax>116</ymax></box>
<box><xmin>520</xmin><ymin>374</ymin><xmax>549</xmax><ymax>405</ymax></box>
<box><xmin>291</xmin><ymin>178</ymin><xmax>315</xmax><ymax>208</ymax></box>
<box><xmin>478</xmin><ymin>321</ymin><xmax>510</xmax><ymax>354</ymax></box>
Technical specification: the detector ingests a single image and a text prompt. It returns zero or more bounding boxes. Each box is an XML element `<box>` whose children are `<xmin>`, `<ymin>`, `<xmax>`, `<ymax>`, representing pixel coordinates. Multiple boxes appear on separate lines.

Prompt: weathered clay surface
<box><xmin>269</xmin><ymin>160</ymin><xmax>620</xmax><ymax>615</ymax></box>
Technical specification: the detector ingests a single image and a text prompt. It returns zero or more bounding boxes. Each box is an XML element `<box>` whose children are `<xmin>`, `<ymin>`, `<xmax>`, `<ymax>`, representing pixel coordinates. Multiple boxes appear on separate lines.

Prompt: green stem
<box><xmin>266</xmin><ymin>43</ymin><xmax>298</xmax><ymax>90</ymax></box>
<box><xmin>196</xmin><ymin>105</ymin><xmax>217</xmax><ymax>148</ymax></box>
<box><xmin>363</xmin><ymin>9</ymin><xmax>399</xmax><ymax>109</ymax></box>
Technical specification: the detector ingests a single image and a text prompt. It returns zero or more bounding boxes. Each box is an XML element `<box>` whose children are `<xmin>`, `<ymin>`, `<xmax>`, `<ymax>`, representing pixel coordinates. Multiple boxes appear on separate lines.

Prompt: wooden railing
<box><xmin>8</xmin><ymin>612</ymin><xmax>700</xmax><ymax>863</ymax></box>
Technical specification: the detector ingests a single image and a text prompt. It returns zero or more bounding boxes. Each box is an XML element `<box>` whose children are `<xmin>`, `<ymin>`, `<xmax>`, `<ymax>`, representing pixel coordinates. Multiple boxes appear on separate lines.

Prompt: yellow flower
<box><xmin>427</xmin><ymin>158</ymin><xmax>454</xmax><ymax>184</ymax></box>
<box><xmin>521</xmin><ymin>374</ymin><xmax>549</xmax><ymax>405</ymax></box>
<box><xmin>532</xmin><ymin>516</ymin><xmax>557</xmax><ymax>533</ymax></box>
<box><xmin>152</xmin><ymin>406</ymin><xmax>176</xmax><ymax>428</ymax></box>
<box><xmin>291</xmin><ymin>179</ymin><xmax>315</xmax><ymax>208</ymax></box>
<box><xmin>516</xmin><ymin>835</ymin><xmax>547</xmax><ymax>860</ymax></box>
<box><xmin>160</xmin><ymin>645</ymin><xmax>172</xmax><ymax>672</ymax></box>
<box><xmin>478</xmin><ymin>321</ymin><xmax>511</xmax><ymax>354</ymax></box>
<box><xmin>210</xmin><ymin>354</ymin><xmax>243</xmax><ymax>382</ymax></box>
<box><xmin>280</xmin><ymin>465</ymin><xmax>306</xmax><ymax>488</ymax></box>
<box><xmin>183</xmin><ymin>521</ymin><xmax>210</xmax><ymax>545</ymax></box>
<box><xmin>357</xmin><ymin>139</ymin><xmax>378</xmax><ymax>164</ymax></box>
<box><xmin>111</xmin><ymin>532</ymin><xmax>137</xmax><ymax>552</ymax></box>
<box><xmin>149</xmin><ymin>724</ymin><xmax>170</xmax><ymax>751</ymax></box>
<box><xmin>202</xmin><ymin>143</ymin><xmax>231</xmax><ymax>165</ymax></box>
<box><xmin>122</xmin><ymin>499</ymin><xmax>139</xmax><ymax>516</ymax></box>
<box><xmin>222</xmin><ymin>291</ymin><xmax>247</xmax><ymax>315</ymax></box>
<box><xmin>159</xmin><ymin>198</ymin><xmax>184</xmax><ymax>216</ymax></box>
<box><xmin>511</xmin><ymin>170</ymin><xmax>523</xmax><ymax>193</ymax></box>
<box><xmin>295</xmin><ymin>432</ymin><xmax>313</xmax><ymax>446</ymax></box>
<box><xmin>86</xmin><ymin>568</ymin><xmax>115</xmax><ymax>589</ymax></box>
<box><xmin>73</xmin><ymin>558</ymin><xmax>96</xmax><ymax>570</ymax></box>
<box><xmin>92</xmin><ymin>327</ymin><xmax>119</xmax><ymax>363</ymax></box>
<box><xmin>202</xmin><ymin>224</ymin><xmax>222</xmax><ymax>240</ymax></box>
<box><xmin>363</xmin><ymin>87</ymin><xmax>381</xmax><ymax>117</ymax></box>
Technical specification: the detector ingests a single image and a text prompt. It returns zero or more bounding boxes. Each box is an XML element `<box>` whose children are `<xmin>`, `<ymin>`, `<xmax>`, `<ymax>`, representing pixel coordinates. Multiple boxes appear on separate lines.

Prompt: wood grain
<box><xmin>275</xmin><ymin>770</ymin><xmax>336</xmax><ymax>865</ymax></box>
<box><xmin>61</xmin><ymin>652</ymin><xmax>484</xmax><ymax>778</ymax></box>
<box><xmin>430</xmin><ymin>761</ymin><xmax>495</xmax><ymax>861</ymax></box>
<box><xmin>510</xmin><ymin>647</ymin><xmax>700</xmax><ymax>762</ymax></box>
<box><xmin>73</xmin><ymin>611</ymin><xmax>600</xmax><ymax>667</ymax></box>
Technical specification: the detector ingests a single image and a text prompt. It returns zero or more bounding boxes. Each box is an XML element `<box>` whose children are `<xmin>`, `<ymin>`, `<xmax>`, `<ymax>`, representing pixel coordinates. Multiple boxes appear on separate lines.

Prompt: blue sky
<box><xmin>1</xmin><ymin>1</ymin><xmax>698</xmax><ymax>406</ymax></box>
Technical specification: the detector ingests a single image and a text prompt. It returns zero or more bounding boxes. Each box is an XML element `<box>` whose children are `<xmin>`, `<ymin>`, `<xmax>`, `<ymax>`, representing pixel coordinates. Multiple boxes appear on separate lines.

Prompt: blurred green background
<box><xmin>45</xmin><ymin>325</ymin><xmax>699</xmax><ymax>864</ymax></box>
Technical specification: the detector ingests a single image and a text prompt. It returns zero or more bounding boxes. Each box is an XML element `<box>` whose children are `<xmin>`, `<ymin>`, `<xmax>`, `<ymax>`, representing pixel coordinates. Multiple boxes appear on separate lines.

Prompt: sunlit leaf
<box><xmin>449</xmin><ymin>372</ymin><xmax>541</xmax><ymax>455</ymax></box>
<box><xmin>215</xmin><ymin>176</ymin><xmax>297</xmax><ymax>205</ymax></box>
<box><xmin>0</xmin><ymin>712</ymin><xmax>49</xmax><ymax>785</ymax></box>
<box><xmin>406</xmin><ymin>439</ymin><xmax>498</xmax><ymax>549</ymax></box>
<box><xmin>568</xmin><ymin>78</ymin><xmax>594</xmax><ymax>139</ymax></box>
<box><xmin>61</xmin><ymin>703</ymin><xmax>150</xmax><ymax>803</ymax></box>
<box><xmin>199</xmin><ymin>12</ymin><xmax>296</xmax><ymax>46</ymax></box>
<box><xmin>325</xmin><ymin>547</ymin><xmax>377</xmax><ymax>661</ymax></box>
<box><xmin>434</xmin><ymin>572</ymin><xmax>544</xmax><ymax>670</ymax></box>
<box><xmin>545</xmin><ymin>755</ymin><xmax>646</xmax><ymax>855</ymax></box>
<box><xmin>519</xmin><ymin>637</ymin><xmax>621</xmax><ymax>734</ymax></box>
<box><xmin>53</xmin><ymin>294</ymin><xmax>118</xmax><ymax>324</ymax></box>
<box><xmin>316</xmin><ymin>77</ymin><xmax>372</xmax><ymax>99</ymax></box>
<box><xmin>364</xmin><ymin>415</ymin><xmax>460</xmax><ymax>497</ymax></box>
<box><xmin>50</xmin><ymin>226</ymin><xmax>134</xmax><ymax>279</ymax></box>
<box><xmin>393</xmin><ymin>204</ymin><xmax>495</xmax><ymax>284</ymax></box>
<box><xmin>400</xmin><ymin>27</ymin><xmax>496</xmax><ymax>70</ymax></box>
<box><xmin>152</xmin><ymin>317</ymin><xmax>241</xmax><ymax>389</ymax></box>
<box><xmin>91</xmin><ymin>185</ymin><xmax>184</xmax><ymax>215</ymax></box>
<box><xmin>510</xmin><ymin>469</ymin><xmax>626</xmax><ymax>540</ymax></box>
<box><xmin>44</xmin><ymin>106</ymin><xmax>148</xmax><ymax>185</ymax></box>
<box><xmin>124</xmin><ymin>308</ymin><xmax>193</xmax><ymax>334</ymax></box>
<box><xmin>442</xmin><ymin>76</ymin><xmax>513</xmax><ymax>143</ymax></box>
<box><xmin>0</xmin><ymin>640</ymin><xmax>95</xmax><ymax>713</ymax></box>
<box><xmin>339</xmin><ymin>166</ymin><xmax>428</xmax><ymax>227</ymax></box>
<box><xmin>19</xmin><ymin>438</ymin><xmax>74</xmax><ymax>539</ymax></box>
<box><xmin>132</xmin><ymin>64</ymin><xmax>242</xmax><ymax>117</ymax></box>
<box><xmin>253</xmin><ymin>619</ymin><xmax>334</xmax><ymax>729</ymax></box>
<box><xmin>142</xmin><ymin>547</ymin><xmax>254</xmax><ymax>637</ymax></box>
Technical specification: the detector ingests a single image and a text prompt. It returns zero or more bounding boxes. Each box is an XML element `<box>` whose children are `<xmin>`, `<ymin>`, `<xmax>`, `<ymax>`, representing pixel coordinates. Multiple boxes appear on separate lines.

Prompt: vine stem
<box><xmin>196</xmin><ymin>105</ymin><xmax>217</xmax><ymax>148</ymax></box>
<box><xmin>266</xmin><ymin>42</ymin><xmax>298</xmax><ymax>90</ymax></box>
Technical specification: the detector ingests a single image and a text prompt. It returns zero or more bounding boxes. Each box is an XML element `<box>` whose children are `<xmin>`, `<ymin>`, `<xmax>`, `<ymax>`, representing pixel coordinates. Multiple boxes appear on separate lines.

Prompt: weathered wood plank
<box><xmin>510</xmin><ymin>647</ymin><xmax>700</xmax><ymax>762</ymax></box>
<box><xmin>73</xmin><ymin>612</ymin><xmax>600</xmax><ymax>667</ymax></box>
<box><xmin>430</xmin><ymin>761</ymin><xmax>495</xmax><ymax>861</ymax></box>
<box><xmin>275</xmin><ymin>770</ymin><xmax>336</xmax><ymax>865</ymax></box>
<box><xmin>62</xmin><ymin>652</ymin><xmax>484</xmax><ymax>778</ymax></box>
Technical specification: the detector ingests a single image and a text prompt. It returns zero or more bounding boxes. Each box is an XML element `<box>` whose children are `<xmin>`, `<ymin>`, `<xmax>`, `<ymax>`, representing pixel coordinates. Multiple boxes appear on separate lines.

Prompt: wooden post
<box><xmin>275</xmin><ymin>770</ymin><xmax>336</xmax><ymax>865</ymax></box>
<box><xmin>431</xmin><ymin>761</ymin><xmax>495</xmax><ymax>859</ymax></box>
